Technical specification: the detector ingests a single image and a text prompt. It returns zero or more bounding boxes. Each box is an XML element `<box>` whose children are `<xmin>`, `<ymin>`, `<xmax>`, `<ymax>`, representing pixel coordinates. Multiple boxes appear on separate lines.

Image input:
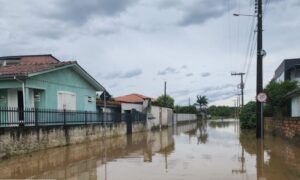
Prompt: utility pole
<box><xmin>256</xmin><ymin>0</ymin><xmax>264</xmax><ymax>139</ymax></box>
<box><xmin>231</xmin><ymin>72</ymin><xmax>245</xmax><ymax>107</ymax></box>
<box><xmin>164</xmin><ymin>81</ymin><xmax>167</xmax><ymax>107</ymax></box>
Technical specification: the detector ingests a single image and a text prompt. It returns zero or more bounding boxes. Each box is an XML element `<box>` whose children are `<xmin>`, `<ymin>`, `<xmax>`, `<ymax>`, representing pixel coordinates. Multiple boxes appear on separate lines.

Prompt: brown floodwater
<box><xmin>0</xmin><ymin>120</ymin><xmax>299</xmax><ymax>180</ymax></box>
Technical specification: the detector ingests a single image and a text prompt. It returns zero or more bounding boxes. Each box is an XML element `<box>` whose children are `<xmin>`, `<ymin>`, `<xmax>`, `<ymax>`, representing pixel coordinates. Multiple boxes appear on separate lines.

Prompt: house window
<box><xmin>295</xmin><ymin>69</ymin><xmax>300</xmax><ymax>78</ymax></box>
<box><xmin>57</xmin><ymin>91</ymin><xmax>76</xmax><ymax>110</ymax></box>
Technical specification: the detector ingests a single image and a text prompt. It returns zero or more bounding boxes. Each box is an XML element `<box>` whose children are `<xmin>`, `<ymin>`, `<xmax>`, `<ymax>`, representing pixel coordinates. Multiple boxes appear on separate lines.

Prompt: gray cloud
<box><xmin>196</xmin><ymin>84</ymin><xmax>237</xmax><ymax>103</ymax></box>
<box><xmin>158</xmin><ymin>67</ymin><xmax>179</xmax><ymax>76</ymax></box>
<box><xmin>200</xmin><ymin>84</ymin><xmax>236</xmax><ymax>93</ymax></box>
<box><xmin>108</xmin><ymin>82</ymin><xmax>119</xmax><ymax>88</ymax></box>
<box><xmin>121</xmin><ymin>69</ymin><xmax>142</xmax><ymax>78</ymax></box>
<box><xmin>170</xmin><ymin>89</ymin><xmax>191</xmax><ymax>97</ymax></box>
<box><xmin>103</xmin><ymin>68</ymin><xmax>142</xmax><ymax>79</ymax></box>
<box><xmin>185</xmin><ymin>73</ymin><xmax>194</xmax><ymax>77</ymax></box>
<box><xmin>179</xmin><ymin>0</ymin><xmax>236</xmax><ymax>26</ymax></box>
<box><xmin>34</xmin><ymin>27</ymin><xmax>67</xmax><ymax>40</ymax></box>
<box><xmin>201</xmin><ymin>72</ymin><xmax>211</xmax><ymax>77</ymax></box>
<box><xmin>39</xmin><ymin>0</ymin><xmax>137</xmax><ymax>25</ymax></box>
<box><xmin>104</xmin><ymin>72</ymin><xmax>120</xmax><ymax>79</ymax></box>
<box><xmin>181</xmin><ymin>65</ymin><xmax>188</xmax><ymax>69</ymax></box>
<box><xmin>206</xmin><ymin>90</ymin><xmax>236</xmax><ymax>103</ymax></box>
<box><xmin>171</xmin><ymin>83</ymin><xmax>236</xmax><ymax>104</ymax></box>
<box><xmin>158</xmin><ymin>0</ymin><xmax>183</xmax><ymax>9</ymax></box>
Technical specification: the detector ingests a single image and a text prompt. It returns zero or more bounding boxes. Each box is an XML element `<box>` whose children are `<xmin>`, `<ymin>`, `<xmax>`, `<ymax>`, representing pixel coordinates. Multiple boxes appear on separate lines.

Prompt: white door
<box><xmin>7</xmin><ymin>89</ymin><xmax>18</xmax><ymax>108</ymax></box>
<box><xmin>28</xmin><ymin>89</ymin><xmax>34</xmax><ymax>108</ymax></box>
<box><xmin>7</xmin><ymin>89</ymin><xmax>19</xmax><ymax>126</ymax></box>
<box><xmin>57</xmin><ymin>91</ymin><xmax>76</xmax><ymax>110</ymax></box>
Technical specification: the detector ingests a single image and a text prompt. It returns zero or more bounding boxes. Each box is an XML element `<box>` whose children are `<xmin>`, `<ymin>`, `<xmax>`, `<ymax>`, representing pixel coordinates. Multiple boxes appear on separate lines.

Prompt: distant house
<box><xmin>274</xmin><ymin>58</ymin><xmax>300</xmax><ymax>117</ymax></box>
<box><xmin>97</xmin><ymin>100</ymin><xmax>121</xmax><ymax>113</ymax></box>
<box><xmin>0</xmin><ymin>54</ymin><xmax>104</xmax><ymax>111</ymax></box>
<box><xmin>115</xmin><ymin>93</ymin><xmax>153</xmax><ymax>113</ymax></box>
<box><xmin>115</xmin><ymin>93</ymin><xmax>173</xmax><ymax>127</ymax></box>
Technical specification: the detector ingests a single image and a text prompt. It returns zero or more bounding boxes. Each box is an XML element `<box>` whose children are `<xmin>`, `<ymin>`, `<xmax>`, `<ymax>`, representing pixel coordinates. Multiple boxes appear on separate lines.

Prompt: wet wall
<box><xmin>0</xmin><ymin>121</ymin><xmax>146</xmax><ymax>158</ymax></box>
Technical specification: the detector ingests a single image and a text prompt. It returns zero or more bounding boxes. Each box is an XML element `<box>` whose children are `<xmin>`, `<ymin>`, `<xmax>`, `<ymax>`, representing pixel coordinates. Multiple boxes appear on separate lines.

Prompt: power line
<box><xmin>243</xmin><ymin>18</ymin><xmax>256</xmax><ymax>73</ymax></box>
<box><xmin>244</xmin><ymin>30</ymin><xmax>257</xmax><ymax>85</ymax></box>
<box><xmin>241</xmin><ymin>0</ymin><xmax>256</xmax><ymax>85</ymax></box>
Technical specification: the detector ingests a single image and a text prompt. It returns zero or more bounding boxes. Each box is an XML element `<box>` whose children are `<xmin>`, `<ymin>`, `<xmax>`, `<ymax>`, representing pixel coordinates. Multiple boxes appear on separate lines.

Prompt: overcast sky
<box><xmin>0</xmin><ymin>0</ymin><xmax>299</xmax><ymax>106</ymax></box>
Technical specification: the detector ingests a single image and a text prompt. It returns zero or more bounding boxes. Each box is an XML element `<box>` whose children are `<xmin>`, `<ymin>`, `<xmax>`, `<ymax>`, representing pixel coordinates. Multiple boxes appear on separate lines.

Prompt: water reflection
<box><xmin>185</xmin><ymin>121</ymin><xmax>209</xmax><ymax>144</ymax></box>
<box><xmin>0</xmin><ymin>120</ymin><xmax>299</xmax><ymax>180</ymax></box>
<box><xmin>240</xmin><ymin>129</ymin><xmax>300</xmax><ymax>180</ymax></box>
<box><xmin>0</xmin><ymin>126</ymin><xmax>177</xmax><ymax>179</ymax></box>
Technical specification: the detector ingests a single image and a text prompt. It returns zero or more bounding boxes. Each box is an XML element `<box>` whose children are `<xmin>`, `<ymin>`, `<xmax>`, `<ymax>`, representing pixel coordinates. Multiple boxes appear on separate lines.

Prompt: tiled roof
<box><xmin>0</xmin><ymin>61</ymin><xmax>76</xmax><ymax>76</ymax></box>
<box><xmin>115</xmin><ymin>93</ymin><xmax>154</xmax><ymax>103</ymax></box>
<box><xmin>0</xmin><ymin>54</ymin><xmax>76</xmax><ymax>77</ymax></box>
<box><xmin>96</xmin><ymin>100</ymin><xmax>121</xmax><ymax>107</ymax></box>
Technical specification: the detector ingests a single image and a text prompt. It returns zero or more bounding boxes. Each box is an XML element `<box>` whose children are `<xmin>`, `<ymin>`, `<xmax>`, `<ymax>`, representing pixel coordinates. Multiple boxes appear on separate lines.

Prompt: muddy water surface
<box><xmin>0</xmin><ymin>120</ymin><xmax>299</xmax><ymax>180</ymax></box>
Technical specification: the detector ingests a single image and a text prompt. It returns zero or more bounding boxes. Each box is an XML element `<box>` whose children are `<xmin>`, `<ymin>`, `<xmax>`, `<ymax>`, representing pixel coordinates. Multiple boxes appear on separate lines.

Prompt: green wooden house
<box><xmin>0</xmin><ymin>54</ymin><xmax>104</xmax><ymax>112</ymax></box>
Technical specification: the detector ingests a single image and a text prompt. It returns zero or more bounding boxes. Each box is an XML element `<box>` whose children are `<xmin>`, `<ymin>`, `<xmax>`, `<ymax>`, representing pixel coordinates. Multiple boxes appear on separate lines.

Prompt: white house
<box><xmin>274</xmin><ymin>58</ymin><xmax>300</xmax><ymax>117</ymax></box>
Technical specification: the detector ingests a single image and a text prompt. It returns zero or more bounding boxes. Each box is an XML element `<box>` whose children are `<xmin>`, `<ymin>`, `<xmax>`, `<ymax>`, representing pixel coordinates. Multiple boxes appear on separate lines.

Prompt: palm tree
<box><xmin>195</xmin><ymin>95</ymin><xmax>208</xmax><ymax>111</ymax></box>
<box><xmin>194</xmin><ymin>95</ymin><xmax>208</xmax><ymax>119</ymax></box>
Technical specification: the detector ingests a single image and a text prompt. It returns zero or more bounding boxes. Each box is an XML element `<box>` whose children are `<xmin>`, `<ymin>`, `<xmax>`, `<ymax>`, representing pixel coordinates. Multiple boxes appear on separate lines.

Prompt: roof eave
<box><xmin>0</xmin><ymin>74</ymin><xmax>27</xmax><ymax>80</ymax></box>
<box><xmin>72</xmin><ymin>64</ymin><xmax>105</xmax><ymax>91</ymax></box>
<box><xmin>26</xmin><ymin>63</ymin><xmax>105</xmax><ymax>91</ymax></box>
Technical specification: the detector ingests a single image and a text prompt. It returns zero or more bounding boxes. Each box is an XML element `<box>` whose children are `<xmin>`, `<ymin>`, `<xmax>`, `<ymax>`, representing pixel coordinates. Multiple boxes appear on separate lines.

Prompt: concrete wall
<box><xmin>0</xmin><ymin>121</ymin><xmax>147</xmax><ymax>158</ymax></box>
<box><xmin>147</xmin><ymin>106</ymin><xmax>173</xmax><ymax>129</ymax></box>
<box><xmin>121</xmin><ymin>103</ymin><xmax>143</xmax><ymax>113</ymax></box>
<box><xmin>173</xmin><ymin>113</ymin><xmax>197</xmax><ymax>124</ymax></box>
<box><xmin>264</xmin><ymin>117</ymin><xmax>300</xmax><ymax>143</ymax></box>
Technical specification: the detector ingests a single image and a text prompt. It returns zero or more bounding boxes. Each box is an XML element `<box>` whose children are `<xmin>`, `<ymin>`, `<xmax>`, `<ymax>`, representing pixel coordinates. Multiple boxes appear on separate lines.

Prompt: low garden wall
<box><xmin>0</xmin><ymin>121</ymin><xmax>146</xmax><ymax>159</ymax></box>
<box><xmin>264</xmin><ymin>117</ymin><xmax>300</xmax><ymax>143</ymax></box>
<box><xmin>173</xmin><ymin>113</ymin><xmax>197</xmax><ymax>124</ymax></box>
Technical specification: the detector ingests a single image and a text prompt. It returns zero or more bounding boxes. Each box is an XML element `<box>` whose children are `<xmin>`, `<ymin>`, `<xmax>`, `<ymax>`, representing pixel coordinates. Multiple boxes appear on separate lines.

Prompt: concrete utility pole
<box><xmin>164</xmin><ymin>81</ymin><xmax>167</xmax><ymax>107</ymax></box>
<box><xmin>231</xmin><ymin>72</ymin><xmax>245</xmax><ymax>107</ymax></box>
<box><xmin>256</xmin><ymin>0</ymin><xmax>264</xmax><ymax>139</ymax></box>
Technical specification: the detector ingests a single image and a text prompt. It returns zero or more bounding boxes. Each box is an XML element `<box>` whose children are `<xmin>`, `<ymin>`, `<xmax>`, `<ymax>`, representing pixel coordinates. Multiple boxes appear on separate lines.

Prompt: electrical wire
<box><xmin>242</xmin><ymin>0</ymin><xmax>257</xmax><ymax>87</ymax></box>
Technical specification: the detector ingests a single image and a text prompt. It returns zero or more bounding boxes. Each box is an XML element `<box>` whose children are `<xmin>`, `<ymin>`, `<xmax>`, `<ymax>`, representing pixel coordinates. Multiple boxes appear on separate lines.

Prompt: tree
<box><xmin>239</xmin><ymin>101</ymin><xmax>256</xmax><ymax>129</ymax></box>
<box><xmin>195</xmin><ymin>95</ymin><xmax>208</xmax><ymax>111</ymax></box>
<box><xmin>208</xmin><ymin>105</ymin><xmax>234</xmax><ymax>118</ymax></box>
<box><xmin>174</xmin><ymin>105</ymin><xmax>197</xmax><ymax>114</ymax></box>
<box><xmin>264</xmin><ymin>80</ymin><xmax>298</xmax><ymax>116</ymax></box>
<box><xmin>153</xmin><ymin>95</ymin><xmax>175</xmax><ymax>109</ymax></box>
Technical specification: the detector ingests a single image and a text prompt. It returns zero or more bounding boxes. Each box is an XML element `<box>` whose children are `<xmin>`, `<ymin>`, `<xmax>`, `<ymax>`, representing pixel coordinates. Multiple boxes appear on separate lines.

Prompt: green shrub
<box><xmin>240</xmin><ymin>101</ymin><xmax>256</xmax><ymax>129</ymax></box>
<box><xmin>264</xmin><ymin>80</ymin><xmax>297</xmax><ymax>116</ymax></box>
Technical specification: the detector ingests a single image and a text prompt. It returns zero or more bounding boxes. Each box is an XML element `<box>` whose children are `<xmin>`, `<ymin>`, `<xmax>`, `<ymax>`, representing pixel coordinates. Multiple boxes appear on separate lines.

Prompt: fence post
<box><xmin>0</xmin><ymin>107</ymin><xmax>2</xmax><ymax>127</ymax></box>
<box><xmin>85</xmin><ymin>111</ymin><xmax>87</xmax><ymax>125</ymax></box>
<box><xmin>35</xmin><ymin>108</ymin><xmax>38</xmax><ymax>127</ymax></box>
<box><xmin>63</xmin><ymin>109</ymin><xmax>66</xmax><ymax>126</ymax></box>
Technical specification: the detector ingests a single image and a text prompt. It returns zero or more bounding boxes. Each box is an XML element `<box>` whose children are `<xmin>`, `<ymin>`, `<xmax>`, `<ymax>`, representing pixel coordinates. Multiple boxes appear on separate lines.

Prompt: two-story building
<box><xmin>274</xmin><ymin>58</ymin><xmax>300</xmax><ymax>84</ymax></box>
<box><xmin>274</xmin><ymin>58</ymin><xmax>300</xmax><ymax>117</ymax></box>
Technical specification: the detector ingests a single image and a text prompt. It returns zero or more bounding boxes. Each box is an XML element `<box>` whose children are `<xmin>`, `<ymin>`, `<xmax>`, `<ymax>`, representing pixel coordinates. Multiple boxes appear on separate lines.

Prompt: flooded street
<box><xmin>0</xmin><ymin>120</ymin><xmax>299</xmax><ymax>180</ymax></box>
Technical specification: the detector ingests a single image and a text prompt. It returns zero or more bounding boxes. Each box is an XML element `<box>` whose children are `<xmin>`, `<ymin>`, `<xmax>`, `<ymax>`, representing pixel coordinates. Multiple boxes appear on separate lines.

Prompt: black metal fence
<box><xmin>0</xmin><ymin>107</ymin><xmax>147</xmax><ymax>127</ymax></box>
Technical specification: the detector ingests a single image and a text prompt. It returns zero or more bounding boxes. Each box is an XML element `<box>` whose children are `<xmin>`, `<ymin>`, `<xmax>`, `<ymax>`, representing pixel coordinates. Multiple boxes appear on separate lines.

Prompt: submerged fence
<box><xmin>0</xmin><ymin>107</ymin><xmax>147</xmax><ymax>127</ymax></box>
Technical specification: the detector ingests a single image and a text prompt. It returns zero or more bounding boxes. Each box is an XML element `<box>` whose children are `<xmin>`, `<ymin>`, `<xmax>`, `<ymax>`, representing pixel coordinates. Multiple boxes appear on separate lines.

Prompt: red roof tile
<box><xmin>20</xmin><ymin>55</ymin><xmax>59</xmax><ymax>64</ymax></box>
<box><xmin>0</xmin><ymin>61</ymin><xmax>76</xmax><ymax>76</ymax></box>
<box><xmin>115</xmin><ymin>93</ymin><xmax>154</xmax><ymax>103</ymax></box>
<box><xmin>0</xmin><ymin>55</ymin><xmax>76</xmax><ymax>77</ymax></box>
